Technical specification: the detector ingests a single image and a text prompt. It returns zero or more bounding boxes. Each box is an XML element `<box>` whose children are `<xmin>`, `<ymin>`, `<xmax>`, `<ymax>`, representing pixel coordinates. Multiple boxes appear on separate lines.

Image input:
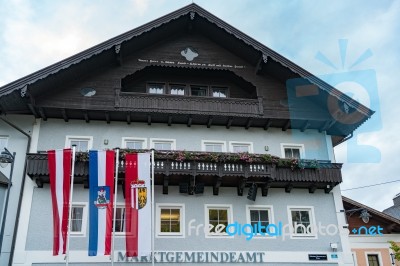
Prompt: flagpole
<box><xmin>65</xmin><ymin>146</ymin><xmax>76</xmax><ymax>266</ymax></box>
<box><xmin>111</xmin><ymin>148</ymin><xmax>120</xmax><ymax>266</ymax></box>
<box><xmin>151</xmin><ymin>149</ymin><xmax>155</xmax><ymax>266</ymax></box>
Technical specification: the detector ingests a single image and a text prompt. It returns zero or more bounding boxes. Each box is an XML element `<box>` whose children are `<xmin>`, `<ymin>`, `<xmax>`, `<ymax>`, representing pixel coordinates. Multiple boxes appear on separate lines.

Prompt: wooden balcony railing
<box><xmin>26</xmin><ymin>152</ymin><xmax>342</xmax><ymax>193</ymax></box>
<box><xmin>115</xmin><ymin>90</ymin><xmax>263</xmax><ymax>117</ymax></box>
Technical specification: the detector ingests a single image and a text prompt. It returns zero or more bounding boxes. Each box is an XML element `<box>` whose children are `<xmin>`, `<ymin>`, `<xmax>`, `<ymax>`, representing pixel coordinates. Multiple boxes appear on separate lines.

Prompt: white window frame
<box><xmin>229</xmin><ymin>141</ymin><xmax>254</xmax><ymax>153</ymax></box>
<box><xmin>201</xmin><ymin>140</ymin><xmax>226</xmax><ymax>152</ymax></box>
<box><xmin>364</xmin><ymin>252</ymin><xmax>383</xmax><ymax>266</ymax></box>
<box><xmin>245</xmin><ymin>205</ymin><xmax>275</xmax><ymax>238</ymax></box>
<box><xmin>65</xmin><ymin>135</ymin><xmax>93</xmax><ymax>152</ymax></box>
<box><xmin>156</xmin><ymin>203</ymin><xmax>185</xmax><ymax>238</ymax></box>
<box><xmin>0</xmin><ymin>136</ymin><xmax>8</xmax><ymax>151</ymax></box>
<box><xmin>70</xmin><ymin>202</ymin><xmax>88</xmax><ymax>237</ymax></box>
<box><xmin>150</xmin><ymin>138</ymin><xmax>176</xmax><ymax>151</ymax></box>
<box><xmin>113</xmin><ymin>204</ymin><xmax>126</xmax><ymax>236</ymax></box>
<box><xmin>204</xmin><ymin>204</ymin><xmax>233</xmax><ymax>238</ymax></box>
<box><xmin>121</xmin><ymin>137</ymin><xmax>147</xmax><ymax>149</ymax></box>
<box><xmin>287</xmin><ymin>206</ymin><xmax>317</xmax><ymax>239</ymax></box>
<box><xmin>280</xmin><ymin>143</ymin><xmax>305</xmax><ymax>159</ymax></box>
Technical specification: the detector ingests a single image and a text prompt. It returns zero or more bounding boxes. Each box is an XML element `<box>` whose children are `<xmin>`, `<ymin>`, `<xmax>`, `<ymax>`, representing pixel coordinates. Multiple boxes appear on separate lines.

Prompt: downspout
<box><xmin>0</xmin><ymin>117</ymin><xmax>31</xmax><ymax>266</ymax></box>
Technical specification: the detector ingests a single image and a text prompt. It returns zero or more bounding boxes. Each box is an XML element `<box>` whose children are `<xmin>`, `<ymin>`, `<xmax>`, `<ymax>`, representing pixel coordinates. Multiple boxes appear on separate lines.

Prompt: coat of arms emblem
<box><xmin>94</xmin><ymin>186</ymin><xmax>110</xmax><ymax>209</ymax></box>
<box><xmin>131</xmin><ymin>179</ymin><xmax>147</xmax><ymax>210</ymax></box>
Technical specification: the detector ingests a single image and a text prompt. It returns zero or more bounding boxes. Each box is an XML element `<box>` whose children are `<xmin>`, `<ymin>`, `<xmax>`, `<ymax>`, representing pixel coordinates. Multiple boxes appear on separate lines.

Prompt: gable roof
<box><xmin>343</xmin><ymin>196</ymin><xmax>400</xmax><ymax>226</ymax></box>
<box><xmin>0</xmin><ymin>3</ymin><xmax>373</xmax><ymax>143</ymax></box>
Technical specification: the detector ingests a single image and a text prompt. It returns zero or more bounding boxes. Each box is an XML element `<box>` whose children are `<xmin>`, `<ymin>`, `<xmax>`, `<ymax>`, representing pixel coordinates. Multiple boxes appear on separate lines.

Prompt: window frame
<box><xmin>113</xmin><ymin>204</ymin><xmax>126</xmax><ymax>236</ymax></box>
<box><xmin>156</xmin><ymin>203</ymin><xmax>185</xmax><ymax>238</ymax></box>
<box><xmin>150</xmin><ymin>138</ymin><xmax>176</xmax><ymax>151</ymax></box>
<box><xmin>70</xmin><ymin>202</ymin><xmax>88</xmax><ymax>237</ymax></box>
<box><xmin>169</xmin><ymin>84</ymin><xmax>187</xmax><ymax>96</ymax></box>
<box><xmin>287</xmin><ymin>206</ymin><xmax>317</xmax><ymax>239</ymax></box>
<box><xmin>364</xmin><ymin>252</ymin><xmax>383</xmax><ymax>266</ymax></box>
<box><xmin>280</xmin><ymin>143</ymin><xmax>305</xmax><ymax>159</ymax></box>
<box><xmin>147</xmin><ymin>82</ymin><xmax>166</xmax><ymax>94</ymax></box>
<box><xmin>245</xmin><ymin>205</ymin><xmax>275</xmax><ymax>239</ymax></box>
<box><xmin>229</xmin><ymin>141</ymin><xmax>254</xmax><ymax>153</ymax></box>
<box><xmin>65</xmin><ymin>135</ymin><xmax>93</xmax><ymax>152</ymax></box>
<box><xmin>121</xmin><ymin>137</ymin><xmax>147</xmax><ymax>149</ymax></box>
<box><xmin>211</xmin><ymin>86</ymin><xmax>229</xmax><ymax>98</ymax></box>
<box><xmin>204</xmin><ymin>204</ymin><xmax>233</xmax><ymax>238</ymax></box>
<box><xmin>201</xmin><ymin>140</ymin><xmax>226</xmax><ymax>153</ymax></box>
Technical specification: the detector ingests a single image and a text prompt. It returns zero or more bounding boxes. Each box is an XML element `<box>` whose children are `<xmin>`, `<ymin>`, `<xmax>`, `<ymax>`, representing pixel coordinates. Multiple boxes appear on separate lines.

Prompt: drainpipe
<box><xmin>0</xmin><ymin>117</ymin><xmax>31</xmax><ymax>266</ymax></box>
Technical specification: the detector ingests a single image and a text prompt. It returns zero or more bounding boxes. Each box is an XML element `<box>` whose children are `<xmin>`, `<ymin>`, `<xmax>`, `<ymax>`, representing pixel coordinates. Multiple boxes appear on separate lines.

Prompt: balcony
<box><xmin>115</xmin><ymin>90</ymin><xmax>263</xmax><ymax>118</ymax></box>
<box><xmin>26</xmin><ymin>151</ymin><xmax>342</xmax><ymax>196</ymax></box>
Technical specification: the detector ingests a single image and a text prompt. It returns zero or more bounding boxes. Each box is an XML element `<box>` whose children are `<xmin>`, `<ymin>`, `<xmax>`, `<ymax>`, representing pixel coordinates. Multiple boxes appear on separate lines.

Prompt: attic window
<box><xmin>80</xmin><ymin>88</ymin><xmax>96</xmax><ymax>97</ymax></box>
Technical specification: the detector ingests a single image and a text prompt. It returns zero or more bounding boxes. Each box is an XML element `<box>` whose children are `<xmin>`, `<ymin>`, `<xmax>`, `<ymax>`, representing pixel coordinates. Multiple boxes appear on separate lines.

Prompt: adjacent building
<box><xmin>343</xmin><ymin>196</ymin><xmax>400</xmax><ymax>266</ymax></box>
<box><xmin>0</xmin><ymin>3</ymin><xmax>375</xmax><ymax>266</ymax></box>
<box><xmin>383</xmin><ymin>194</ymin><xmax>400</xmax><ymax>220</ymax></box>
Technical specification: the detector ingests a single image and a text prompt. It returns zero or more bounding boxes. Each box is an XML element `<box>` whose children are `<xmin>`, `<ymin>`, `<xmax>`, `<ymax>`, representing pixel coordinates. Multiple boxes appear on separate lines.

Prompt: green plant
<box><xmin>389</xmin><ymin>241</ymin><xmax>400</xmax><ymax>261</ymax></box>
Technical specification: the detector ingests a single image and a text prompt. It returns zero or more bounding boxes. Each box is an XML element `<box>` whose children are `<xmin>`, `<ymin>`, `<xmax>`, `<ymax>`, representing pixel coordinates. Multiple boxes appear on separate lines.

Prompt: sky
<box><xmin>0</xmin><ymin>0</ymin><xmax>399</xmax><ymax>211</ymax></box>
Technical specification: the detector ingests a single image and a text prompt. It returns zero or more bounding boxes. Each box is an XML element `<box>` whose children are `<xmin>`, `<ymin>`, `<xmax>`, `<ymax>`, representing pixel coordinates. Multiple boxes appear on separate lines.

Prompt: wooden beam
<box><xmin>84</xmin><ymin>111</ymin><xmax>90</xmax><ymax>123</ymax></box>
<box><xmin>207</xmin><ymin>116</ymin><xmax>213</xmax><ymax>128</ymax></box>
<box><xmin>245</xmin><ymin>118</ymin><xmax>252</xmax><ymax>130</ymax></box>
<box><xmin>114</xmin><ymin>44</ymin><xmax>122</xmax><ymax>66</ymax></box>
<box><xmin>213</xmin><ymin>177</ymin><xmax>222</xmax><ymax>196</ymax></box>
<box><xmin>163</xmin><ymin>176</ymin><xmax>169</xmax><ymax>195</ymax></box>
<box><xmin>301</xmin><ymin>120</ymin><xmax>311</xmax><ymax>132</ymax></box>
<box><xmin>282</xmin><ymin>119</ymin><xmax>290</xmax><ymax>131</ymax></box>
<box><xmin>255</xmin><ymin>54</ymin><xmax>268</xmax><ymax>75</ymax></box>
<box><xmin>27</xmin><ymin>103</ymin><xmax>39</xmax><ymax>118</ymax></box>
<box><xmin>261</xmin><ymin>181</ymin><xmax>272</xmax><ymax>197</ymax></box>
<box><xmin>324</xmin><ymin>183</ymin><xmax>334</xmax><ymax>194</ymax></box>
<box><xmin>168</xmin><ymin>115</ymin><xmax>172</xmax><ymax>126</ymax></box>
<box><xmin>126</xmin><ymin>113</ymin><xmax>131</xmax><ymax>125</ymax></box>
<box><xmin>264</xmin><ymin>119</ymin><xmax>272</xmax><ymax>130</ymax></box>
<box><xmin>187</xmin><ymin>116</ymin><xmax>192</xmax><ymax>127</ymax></box>
<box><xmin>226</xmin><ymin>117</ymin><xmax>233</xmax><ymax>129</ymax></box>
<box><xmin>61</xmin><ymin>109</ymin><xmax>69</xmax><ymax>122</ymax></box>
<box><xmin>147</xmin><ymin>114</ymin><xmax>151</xmax><ymax>125</ymax></box>
<box><xmin>105</xmin><ymin>111</ymin><xmax>110</xmax><ymax>124</ymax></box>
<box><xmin>285</xmin><ymin>183</ymin><xmax>293</xmax><ymax>193</ymax></box>
<box><xmin>38</xmin><ymin>107</ymin><xmax>47</xmax><ymax>121</ymax></box>
<box><xmin>319</xmin><ymin>120</ymin><xmax>336</xmax><ymax>132</ymax></box>
<box><xmin>308</xmin><ymin>184</ymin><xmax>317</xmax><ymax>194</ymax></box>
<box><xmin>237</xmin><ymin>178</ymin><xmax>246</xmax><ymax>196</ymax></box>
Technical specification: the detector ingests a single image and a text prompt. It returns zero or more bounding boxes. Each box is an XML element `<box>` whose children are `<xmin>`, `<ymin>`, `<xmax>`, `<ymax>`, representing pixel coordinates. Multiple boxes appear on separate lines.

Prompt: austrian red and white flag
<box><xmin>48</xmin><ymin>149</ymin><xmax>72</xmax><ymax>255</ymax></box>
<box><xmin>125</xmin><ymin>153</ymin><xmax>151</xmax><ymax>257</ymax></box>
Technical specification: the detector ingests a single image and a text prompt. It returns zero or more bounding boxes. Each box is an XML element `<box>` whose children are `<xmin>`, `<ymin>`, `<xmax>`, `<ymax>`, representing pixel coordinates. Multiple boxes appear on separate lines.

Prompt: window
<box><xmin>0</xmin><ymin>136</ymin><xmax>8</xmax><ymax>151</ymax></box>
<box><xmin>205</xmin><ymin>205</ymin><xmax>232</xmax><ymax>237</ymax></box>
<box><xmin>246</xmin><ymin>206</ymin><xmax>274</xmax><ymax>236</ymax></box>
<box><xmin>191</xmin><ymin>86</ymin><xmax>207</xmax><ymax>97</ymax></box>
<box><xmin>156</xmin><ymin>204</ymin><xmax>184</xmax><ymax>237</ymax></box>
<box><xmin>287</xmin><ymin>206</ymin><xmax>316</xmax><ymax>238</ymax></box>
<box><xmin>122</xmin><ymin>137</ymin><xmax>147</xmax><ymax>149</ymax></box>
<box><xmin>212</xmin><ymin>87</ymin><xmax>228</xmax><ymax>98</ymax></box>
<box><xmin>229</xmin><ymin>142</ymin><xmax>253</xmax><ymax>153</ymax></box>
<box><xmin>71</xmin><ymin>203</ymin><xmax>87</xmax><ymax>236</ymax></box>
<box><xmin>202</xmin><ymin>140</ymin><xmax>226</xmax><ymax>152</ymax></box>
<box><xmin>366</xmin><ymin>253</ymin><xmax>382</xmax><ymax>266</ymax></box>
<box><xmin>114</xmin><ymin>206</ymin><xmax>126</xmax><ymax>234</ymax></box>
<box><xmin>148</xmin><ymin>83</ymin><xmax>165</xmax><ymax>94</ymax></box>
<box><xmin>170</xmin><ymin>84</ymin><xmax>186</xmax><ymax>95</ymax></box>
<box><xmin>150</xmin><ymin>139</ymin><xmax>176</xmax><ymax>151</ymax></box>
<box><xmin>281</xmin><ymin>143</ymin><xmax>304</xmax><ymax>159</ymax></box>
<box><xmin>65</xmin><ymin>136</ymin><xmax>93</xmax><ymax>152</ymax></box>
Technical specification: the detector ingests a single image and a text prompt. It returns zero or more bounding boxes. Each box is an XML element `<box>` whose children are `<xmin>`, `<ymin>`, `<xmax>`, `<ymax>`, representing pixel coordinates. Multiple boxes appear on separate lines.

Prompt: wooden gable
<box><xmin>0</xmin><ymin>3</ymin><xmax>373</xmax><ymax>144</ymax></box>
